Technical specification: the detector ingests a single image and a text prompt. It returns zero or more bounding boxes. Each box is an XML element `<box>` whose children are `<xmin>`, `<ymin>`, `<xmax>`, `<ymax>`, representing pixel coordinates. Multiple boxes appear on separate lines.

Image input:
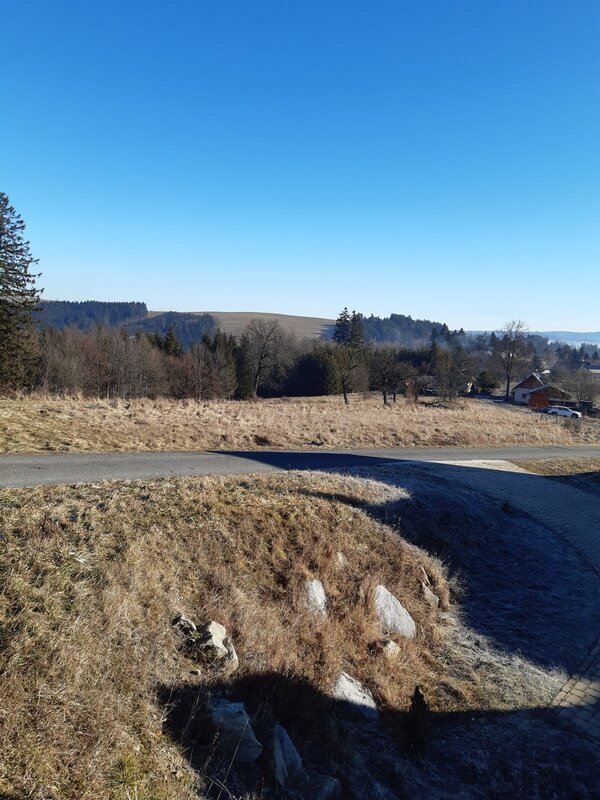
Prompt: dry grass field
<box><xmin>148</xmin><ymin>310</ymin><xmax>335</xmax><ymax>339</ymax></box>
<box><xmin>517</xmin><ymin>457</ymin><xmax>600</xmax><ymax>498</ymax></box>
<box><xmin>1</xmin><ymin>394</ymin><xmax>598</xmax><ymax>454</ymax></box>
<box><xmin>0</xmin><ymin>472</ymin><xmax>449</xmax><ymax>799</ymax></box>
<box><xmin>204</xmin><ymin>310</ymin><xmax>335</xmax><ymax>339</ymax></box>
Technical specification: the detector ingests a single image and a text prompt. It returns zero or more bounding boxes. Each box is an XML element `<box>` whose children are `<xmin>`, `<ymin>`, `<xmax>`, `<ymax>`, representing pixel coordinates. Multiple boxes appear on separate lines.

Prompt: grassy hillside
<box><xmin>2</xmin><ymin>395</ymin><xmax>598</xmax><ymax>454</ymax></box>
<box><xmin>2</xmin><ymin>469</ymin><xmax>596</xmax><ymax>798</ymax></box>
<box><xmin>171</xmin><ymin>310</ymin><xmax>335</xmax><ymax>340</ymax></box>
<box><xmin>0</xmin><ymin>472</ymin><xmax>449</xmax><ymax>798</ymax></box>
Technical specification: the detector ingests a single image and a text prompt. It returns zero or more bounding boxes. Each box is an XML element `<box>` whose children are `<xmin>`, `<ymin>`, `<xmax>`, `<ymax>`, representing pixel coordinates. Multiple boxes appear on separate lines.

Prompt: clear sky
<box><xmin>3</xmin><ymin>1</ymin><xmax>599</xmax><ymax>330</ymax></box>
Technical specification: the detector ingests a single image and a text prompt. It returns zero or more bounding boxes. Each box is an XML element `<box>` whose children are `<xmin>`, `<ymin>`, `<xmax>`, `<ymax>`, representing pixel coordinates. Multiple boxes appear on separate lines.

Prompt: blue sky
<box><xmin>3</xmin><ymin>1</ymin><xmax>599</xmax><ymax>330</ymax></box>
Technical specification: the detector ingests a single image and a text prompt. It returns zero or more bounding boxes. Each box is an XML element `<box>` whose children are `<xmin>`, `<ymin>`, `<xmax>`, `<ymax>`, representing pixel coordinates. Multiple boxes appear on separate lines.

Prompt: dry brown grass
<box><xmin>517</xmin><ymin>457</ymin><xmax>600</xmax><ymax>498</ymax></box>
<box><xmin>202</xmin><ymin>310</ymin><xmax>334</xmax><ymax>339</ymax></box>
<box><xmin>0</xmin><ymin>472</ymin><xmax>452</xmax><ymax>799</ymax></box>
<box><xmin>516</xmin><ymin>457</ymin><xmax>600</xmax><ymax>477</ymax></box>
<box><xmin>1</xmin><ymin>394</ymin><xmax>598</xmax><ymax>454</ymax></box>
<box><xmin>0</xmin><ymin>469</ymin><xmax>571</xmax><ymax>798</ymax></box>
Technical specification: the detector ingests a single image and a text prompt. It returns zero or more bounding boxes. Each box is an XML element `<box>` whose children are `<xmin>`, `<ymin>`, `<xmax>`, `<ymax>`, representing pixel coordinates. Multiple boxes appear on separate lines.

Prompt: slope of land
<box><xmin>515</xmin><ymin>457</ymin><xmax>600</xmax><ymax>498</ymax></box>
<box><xmin>181</xmin><ymin>310</ymin><xmax>335</xmax><ymax>339</ymax></box>
<box><xmin>1</xmin><ymin>395</ymin><xmax>598</xmax><ymax>455</ymax></box>
<box><xmin>1</xmin><ymin>467</ymin><xmax>598</xmax><ymax>799</ymax></box>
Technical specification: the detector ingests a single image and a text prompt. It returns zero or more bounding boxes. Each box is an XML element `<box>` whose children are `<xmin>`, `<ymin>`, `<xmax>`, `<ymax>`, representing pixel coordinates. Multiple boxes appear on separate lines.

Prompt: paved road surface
<box><xmin>1</xmin><ymin>445</ymin><xmax>599</xmax><ymax>488</ymax></box>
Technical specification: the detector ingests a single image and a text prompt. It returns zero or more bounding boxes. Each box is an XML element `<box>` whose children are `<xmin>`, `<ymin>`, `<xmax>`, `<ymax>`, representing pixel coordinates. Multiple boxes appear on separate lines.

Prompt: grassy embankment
<box><xmin>516</xmin><ymin>457</ymin><xmax>600</xmax><ymax>498</ymax></box>
<box><xmin>1</xmin><ymin>394</ymin><xmax>597</xmax><ymax>453</ymax></box>
<box><xmin>0</xmin><ymin>469</ymin><xmax>568</xmax><ymax>799</ymax></box>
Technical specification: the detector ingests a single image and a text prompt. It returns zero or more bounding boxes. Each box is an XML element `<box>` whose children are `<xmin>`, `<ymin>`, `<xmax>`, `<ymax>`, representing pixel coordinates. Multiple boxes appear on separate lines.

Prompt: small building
<box><xmin>527</xmin><ymin>385</ymin><xmax>573</xmax><ymax>409</ymax></box>
<box><xmin>512</xmin><ymin>373</ymin><xmax>544</xmax><ymax>404</ymax></box>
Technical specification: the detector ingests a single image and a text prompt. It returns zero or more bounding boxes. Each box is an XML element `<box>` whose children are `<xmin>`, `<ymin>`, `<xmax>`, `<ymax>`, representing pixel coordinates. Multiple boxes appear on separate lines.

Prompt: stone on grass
<box><xmin>272</xmin><ymin>724</ymin><xmax>303</xmax><ymax>788</ymax></box>
<box><xmin>196</xmin><ymin>620</ymin><xmax>228</xmax><ymax>657</ymax></box>
<box><xmin>421</xmin><ymin>581</ymin><xmax>440</xmax><ymax>609</ymax></box>
<box><xmin>373</xmin><ymin>585</ymin><xmax>416</xmax><ymax>638</ymax></box>
<box><xmin>192</xmin><ymin>620</ymin><xmax>239</xmax><ymax>673</ymax></box>
<box><xmin>305</xmin><ymin>579</ymin><xmax>327</xmax><ymax>617</ymax></box>
<box><xmin>382</xmin><ymin>639</ymin><xmax>400</xmax><ymax>659</ymax></box>
<box><xmin>171</xmin><ymin>612</ymin><xmax>196</xmax><ymax>636</ymax></box>
<box><xmin>332</xmin><ymin>672</ymin><xmax>378</xmax><ymax>719</ymax></box>
<box><xmin>206</xmin><ymin>697</ymin><xmax>263</xmax><ymax>763</ymax></box>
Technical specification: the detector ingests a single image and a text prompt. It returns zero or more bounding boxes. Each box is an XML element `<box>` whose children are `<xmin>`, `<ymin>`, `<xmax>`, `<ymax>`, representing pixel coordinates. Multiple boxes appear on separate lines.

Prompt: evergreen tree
<box><xmin>163</xmin><ymin>326</ymin><xmax>183</xmax><ymax>357</ymax></box>
<box><xmin>235</xmin><ymin>334</ymin><xmax>255</xmax><ymax>399</ymax></box>
<box><xmin>212</xmin><ymin>330</ymin><xmax>237</xmax><ymax>397</ymax></box>
<box><xmin>349</xmin><ymin>311</ymin><xmax>364</xmax><ymax>347</ymax></box>
<box><xmin>333</xmin><ymin>307</ymin><xmax>351</xmax><ymax>345</ymax></box>
<box><xmin>0</xmin><ymin>193</ymin><xmax>41</xmax><ymax>389</ymax></box>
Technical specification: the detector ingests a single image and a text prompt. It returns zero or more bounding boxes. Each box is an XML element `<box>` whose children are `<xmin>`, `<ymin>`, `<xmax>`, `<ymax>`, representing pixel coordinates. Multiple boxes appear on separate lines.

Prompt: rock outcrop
<box><xmin>305</xmin><ymin>579</ymin><xmax>327</xmax><ymax>617</ymax></box>
<box><xmin>332</xmin><ymin>671</ymin><xmax>378</xmax><ymax>719</ymax></box>
<box><xmin>206</xmin><ymin>696</ymin><xmax>263</xmax><ymax>762</ymax></box>
<box><xmin>272</xmin><ymin>723</ymin><xmax>303</xmax><ymax>788</ymax></box>
<box><xmin>373</xmin><ymin>585</ymin><xmax>416</xmax><ymax>638</ymax></box>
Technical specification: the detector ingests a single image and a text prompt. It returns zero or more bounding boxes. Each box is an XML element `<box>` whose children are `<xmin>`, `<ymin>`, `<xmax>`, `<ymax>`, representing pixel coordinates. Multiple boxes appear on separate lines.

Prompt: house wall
<box><xmin>514</xmin><ymin>388</ymin><xmax>532</xmax><ymax>404</ymax></box>
<box><xmin>528</xmin><ymin>392</ymin><xmax>549</xmax><ymax>408</ymax></box>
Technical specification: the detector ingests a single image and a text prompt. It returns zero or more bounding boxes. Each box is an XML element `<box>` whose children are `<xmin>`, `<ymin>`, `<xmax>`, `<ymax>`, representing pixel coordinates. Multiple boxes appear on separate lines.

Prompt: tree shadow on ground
<box><xmin>157</xmin><ymin>671</ymin><xmax>599</xmax><ymax>799</ymax></box>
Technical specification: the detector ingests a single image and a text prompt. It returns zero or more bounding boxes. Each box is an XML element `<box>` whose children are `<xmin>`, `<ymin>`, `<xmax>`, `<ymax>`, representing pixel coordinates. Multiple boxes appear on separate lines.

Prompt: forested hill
<box><xmin>123</xmin><ymin>312</ymin><xmax>216</xmax><ymax>350</ymax></box>
<box><xmin>35</xmin><ymin>300</ymin><xmax>147</xmax><ymax>330</ymax></box>
<box><xmin>35</xmin><ymin>301</ymin><xmax>217</xmax><ymax>349</ymax></box>
<box><xmin>36</xmin><ymin>303</ymin><xmax>446</xmax><ymax>348</ymax></box>
<box><xmin>359</xmin><ymin>313</ymin><xmax>446</xmax><ymax>345</ymax></box>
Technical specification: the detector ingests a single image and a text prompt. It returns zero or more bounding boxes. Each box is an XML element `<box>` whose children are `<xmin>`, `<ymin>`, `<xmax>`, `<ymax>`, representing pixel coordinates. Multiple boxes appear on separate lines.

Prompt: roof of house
<box><xmin>513</xmin><ymin>373</ymin><xmax>545</xmax><ymax>391</ymax></box>
<box><xmin>528</xmin><ymin>384</ymin><xmax>572</xmax><ymax>399</ymax></box>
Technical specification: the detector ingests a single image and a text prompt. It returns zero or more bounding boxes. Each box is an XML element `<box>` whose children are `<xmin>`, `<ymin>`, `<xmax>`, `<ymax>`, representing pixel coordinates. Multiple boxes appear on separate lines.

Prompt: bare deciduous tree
<box><xmin>492</xmin><ymin>320</ymin><xmax>530</xmax><ymax>401</ymax></box>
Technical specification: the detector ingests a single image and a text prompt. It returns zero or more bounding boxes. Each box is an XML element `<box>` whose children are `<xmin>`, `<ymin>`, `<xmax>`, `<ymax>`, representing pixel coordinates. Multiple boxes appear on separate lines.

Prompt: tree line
<box><xmin>1</xmin><ymin>193</ymin><xmax>598</xmax><ymax>406</ymax></box>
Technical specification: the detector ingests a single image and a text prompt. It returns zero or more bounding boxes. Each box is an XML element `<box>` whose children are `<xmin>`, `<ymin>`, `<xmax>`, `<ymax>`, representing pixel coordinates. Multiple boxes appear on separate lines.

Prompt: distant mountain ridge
<box><xmin>35</xmin><ymin>301</ymin><xmax>597</xmax><ymax>348</ymax></box>
<box><xmin>533</xmin><ymin>331</ymin><xmax>600</xmax><ymax>347</ymax></box>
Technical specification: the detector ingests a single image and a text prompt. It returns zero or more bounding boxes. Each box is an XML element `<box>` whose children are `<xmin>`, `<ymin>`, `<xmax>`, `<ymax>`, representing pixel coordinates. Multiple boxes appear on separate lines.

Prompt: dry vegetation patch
<box><xmin>1</xmin><ymin>394</ymin><xmax>598</xmax><ymax>454</ymax></box>
<box><xmin>0</xmin><ymin>472</ymin><xmax>449</xmax><ymax>798</ymax></box>
<box><xmin>1</xmin><ymin>468</ymin><xmax>577</xmax><ymax>799</ymax></box>
<box><xmin>516</xmin><ymin>457</ymin><xmax>600</xmax><ymax>498</ymax></box>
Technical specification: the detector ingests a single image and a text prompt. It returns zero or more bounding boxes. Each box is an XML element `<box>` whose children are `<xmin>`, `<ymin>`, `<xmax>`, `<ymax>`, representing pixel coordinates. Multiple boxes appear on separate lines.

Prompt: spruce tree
<box><xmin>0</xmin><ymin>193</ymin><xmax>41</xmax><ymax>389</ymax></box>
<box><xmin>163</xmin><ymin>326</ymin><xmax>183</xmax><ymax>357</ymax></box>
<box><xmin>333</xmin><ymin>307</ymin><xmax>351</xmax><ymax>345</ymax></box>
<box><xmin>349</xmin><ymin>311</ymin><xmax>364</xmax><ymax>347</ymax></box>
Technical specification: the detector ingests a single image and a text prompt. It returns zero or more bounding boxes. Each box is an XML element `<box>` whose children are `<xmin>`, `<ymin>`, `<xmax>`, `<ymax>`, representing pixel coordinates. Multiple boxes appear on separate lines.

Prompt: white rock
<box><xmin>335</xmin><ymin>551</ymin><xmax>349</xmax><ymax>570</ymax></box>
<box><xmin>194</xmin><ymin>621</ymin><xmax>238</xmax><ymax>673</ymax></box>
<box><xmin>197</xmin><ymin>621</ymin><xmax>228</xmax><ymax>658</ymax></box>
<box><xmin>272</xmin><ymin>724</ymin><xmax>303</xmax><ymax>788</ymax></box>
<box><xmin>373</xmin><ymin>585</ymin><xmax>416</xmax><ymax>638</ymax></box>
<box><xmin>332</xmin><ymin>672</ymin><xmax>378</xmax><ymax>719</ymax></box>
<box><xmin>382</xmin><ymin>639</ymin><xmax>400</xmax><ymax>658</ymax></box>
<box><xmin>421</xmin><ymin>581</ymin><xmax>440</xmax><ymax>609</ymax></box>
<box><xmin>305</xmin><ymin>579</ymin><xmax>327</xmax><ymax>617</ymax></box>
<box><xmin>206</xmin><ymin>697</ymin><xmax>263</xmax><ymax>762</ymax></box>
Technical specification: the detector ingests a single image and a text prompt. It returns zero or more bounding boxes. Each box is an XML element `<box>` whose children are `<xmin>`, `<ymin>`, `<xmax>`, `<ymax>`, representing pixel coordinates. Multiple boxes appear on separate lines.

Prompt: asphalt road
<box><xmin>1</xmin><ymin>446</ymin><xmax>599</xmax><ymax>488</ymax></box>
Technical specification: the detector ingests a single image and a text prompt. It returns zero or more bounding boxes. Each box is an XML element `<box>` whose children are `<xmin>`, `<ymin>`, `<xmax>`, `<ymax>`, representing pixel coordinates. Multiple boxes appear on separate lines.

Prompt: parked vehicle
<box><xmin>547</xmin><ymin>406</ymin><xmax>582</xmax><ymax>418</ymax></box>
